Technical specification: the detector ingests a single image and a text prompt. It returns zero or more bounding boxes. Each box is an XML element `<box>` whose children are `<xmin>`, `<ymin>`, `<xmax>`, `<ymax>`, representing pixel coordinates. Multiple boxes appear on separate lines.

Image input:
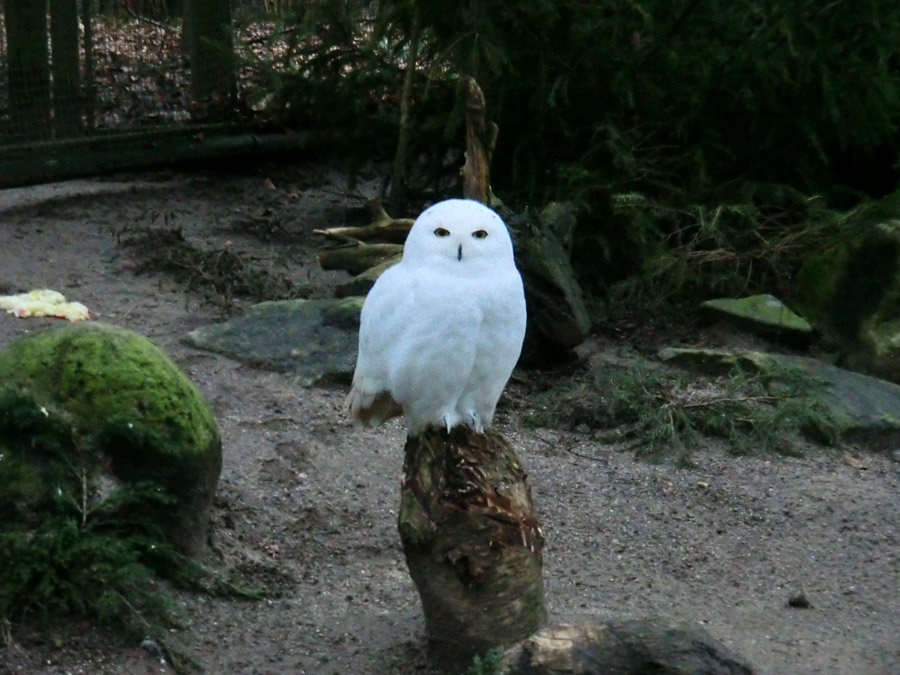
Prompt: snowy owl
<box><xmin>347</xmin><ymin>198</ymin><xmax>527</xmax><ymax>436</ymax></box>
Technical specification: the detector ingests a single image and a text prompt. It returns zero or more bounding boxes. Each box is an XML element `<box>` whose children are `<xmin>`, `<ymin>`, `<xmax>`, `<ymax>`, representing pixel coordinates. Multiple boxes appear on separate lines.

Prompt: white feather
<box><xmin>346</xmin><ymin>199</ymin><xmax>526</xmax><ymax>436</ymax></box>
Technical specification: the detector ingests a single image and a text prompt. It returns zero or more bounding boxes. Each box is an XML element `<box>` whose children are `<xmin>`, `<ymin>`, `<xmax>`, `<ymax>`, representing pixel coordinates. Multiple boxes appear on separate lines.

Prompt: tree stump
<box><xmin>398</xmin><ymin>427</ymin><xmax>546</xmax><ymax>671</ymax></box>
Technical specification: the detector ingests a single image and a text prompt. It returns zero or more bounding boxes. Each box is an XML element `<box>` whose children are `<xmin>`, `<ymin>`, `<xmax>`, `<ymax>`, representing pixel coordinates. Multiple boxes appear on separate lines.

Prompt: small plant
<box><xmin>526</xmin><ymin>362</ymin><xmax>839</xmax><ymax>464</ymax></box>
<box><xmin>468</xmin><ymin>647</ymin><xmax>504</xmax><ymax>675</ymax></box>
<box><xmin>0</xmin><ymin>394</ymin><xmax>252</xmax><ymax>673</ymax></box>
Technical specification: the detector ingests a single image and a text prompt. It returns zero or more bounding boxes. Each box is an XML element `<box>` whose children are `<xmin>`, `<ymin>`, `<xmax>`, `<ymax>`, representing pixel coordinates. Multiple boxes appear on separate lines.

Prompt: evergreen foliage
<box><xmin>0</xmin><ymin>393</ymin><xmax>243</xmax><ymax>673</ymax></box>
<box><xmin>526</xmin><ymin>363</ymin><xmax>839</xmax><ymax>465</ymax></box>
<box><xmin>244</xmin><ymin>0</ymin><xmax>900</xmax><ymax>294</ymax></box>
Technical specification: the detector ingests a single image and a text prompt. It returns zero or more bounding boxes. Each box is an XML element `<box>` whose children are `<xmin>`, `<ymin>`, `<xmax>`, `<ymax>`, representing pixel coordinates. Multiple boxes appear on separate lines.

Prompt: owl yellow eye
<box><xmin>472</xmin><ymin>230</ymin><xmax>488</xmax><ymax>239</ymax></box>
<box><xmin>434</xmin><ymin>227</ymin><xmax>450</xmax><ymax>237</ymax></box>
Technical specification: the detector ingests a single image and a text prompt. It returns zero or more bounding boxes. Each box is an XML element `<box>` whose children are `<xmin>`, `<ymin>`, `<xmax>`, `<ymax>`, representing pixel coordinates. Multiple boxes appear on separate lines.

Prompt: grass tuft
<box><xmin>525</xmin><ymin>362</ymin><xmax>839</xmax><ymax>464</ymax></box>
<box><xmin>115</xmin><ymin>222</ymin><xmax>309</xmax><ymax>312</ymax></box>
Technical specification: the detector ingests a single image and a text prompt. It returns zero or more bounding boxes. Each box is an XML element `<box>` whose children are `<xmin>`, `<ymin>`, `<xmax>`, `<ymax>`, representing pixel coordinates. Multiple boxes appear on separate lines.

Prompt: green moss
<box><xmin>0</xmin><ymin>322</ymin><xmax>217</xmax><ymax>456</ymax></box>
<box><xmin>702</xmin><ymin>294</ymin><xmax>811</xmax><ymax>332</ymax></box>
<box><xmin>793</xmin><ymin>202</ymin><xmax>900</xmax><ymax>344</ymax></box>
<box><xmin>0</xmin><ymin>322</ymin><xmax>221</xmax><ymax>556</ymax></box>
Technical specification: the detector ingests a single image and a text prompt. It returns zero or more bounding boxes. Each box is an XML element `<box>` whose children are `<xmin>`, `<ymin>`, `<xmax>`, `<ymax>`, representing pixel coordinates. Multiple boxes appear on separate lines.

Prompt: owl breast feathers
<box><xmin>346</xmin><ymin>198</ymin><xmax>527</xmax><ymax>436</ymax></box>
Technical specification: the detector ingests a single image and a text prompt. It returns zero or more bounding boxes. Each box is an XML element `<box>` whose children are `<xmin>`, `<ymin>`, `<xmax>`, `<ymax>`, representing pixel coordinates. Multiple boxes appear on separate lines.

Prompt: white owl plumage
<box><xmin>347</xmin><ymin>198</ymin><xmax>527</xmax><ymax>436</ymax></box>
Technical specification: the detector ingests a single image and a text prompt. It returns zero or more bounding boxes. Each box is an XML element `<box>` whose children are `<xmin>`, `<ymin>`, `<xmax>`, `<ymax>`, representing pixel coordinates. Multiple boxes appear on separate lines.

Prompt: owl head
<box><xmin>402</xmin><ymin>199</ymin><xmax>516</xmax><ymax>272</ymax></box>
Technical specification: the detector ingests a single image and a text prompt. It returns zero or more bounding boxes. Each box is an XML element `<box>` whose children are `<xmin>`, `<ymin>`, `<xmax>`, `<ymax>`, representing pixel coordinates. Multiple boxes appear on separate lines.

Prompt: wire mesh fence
<box><xmin>0</xmin><ymin>0</ymin><xmax>305</xmax><ymax>184</ymax></box>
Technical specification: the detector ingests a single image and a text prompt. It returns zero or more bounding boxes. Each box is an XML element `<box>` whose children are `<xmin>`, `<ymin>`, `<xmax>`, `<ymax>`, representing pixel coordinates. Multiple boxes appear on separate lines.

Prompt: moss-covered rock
<box><xmin>0</xmin><ymin>322</ymin><xmax>221</xmax><ymax>556</ymax></box>
<box><xmin>792</xmin><ymin>193</ymin><xmax>900</xmax><ymax>381</ymax></box>
<box><xmin>701</xmin><ymin>294</ymin><xmax>812</xmax><ymax>344</ymax></box>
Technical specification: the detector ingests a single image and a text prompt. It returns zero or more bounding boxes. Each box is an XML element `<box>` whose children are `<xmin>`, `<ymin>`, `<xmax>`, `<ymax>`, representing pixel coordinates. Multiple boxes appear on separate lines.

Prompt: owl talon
<box><xmin>467</xmin><ymin>411</ymin><xmax>484</xmax><ymax>434</ymax></box>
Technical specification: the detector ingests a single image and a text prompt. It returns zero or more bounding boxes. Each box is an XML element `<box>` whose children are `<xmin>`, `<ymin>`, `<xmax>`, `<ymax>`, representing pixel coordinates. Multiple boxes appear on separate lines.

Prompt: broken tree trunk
<box><xmin>398</xmin><ymin>427</ymin><xmax>547</xmax><ymax>672</ymax></box>
<box><xmin>460</xmin><ymin>75</ymin><xmax>499</xmax><ymax>205</ymax></box>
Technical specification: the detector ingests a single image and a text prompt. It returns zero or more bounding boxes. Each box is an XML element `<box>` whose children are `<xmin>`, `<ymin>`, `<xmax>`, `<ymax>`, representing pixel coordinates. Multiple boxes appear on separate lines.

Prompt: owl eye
<box><xmin>434</xmin><ymin>227</ymin><xmax>450</xmax><ymax>237</ymax></box>
<box><xmin>472</xmin><ymin>230</ymin><xmax>488</xmax><ymax>239</ymax></box>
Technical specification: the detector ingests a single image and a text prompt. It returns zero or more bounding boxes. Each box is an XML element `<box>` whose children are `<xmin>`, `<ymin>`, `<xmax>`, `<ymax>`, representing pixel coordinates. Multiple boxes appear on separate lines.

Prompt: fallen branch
<box><xmin>313</xmin><ymin>200</ymin><xmax>413</xmax><ymax>244</ymax></box>
<box><xmin>669</xmin><ymin>394</ymin><xmax>781</xmax><ymax>410</ymax></box>
<box><xmin>317</xmin><ymin>238</ymin><xmax>403</xmax><ymax>276</ymax></box>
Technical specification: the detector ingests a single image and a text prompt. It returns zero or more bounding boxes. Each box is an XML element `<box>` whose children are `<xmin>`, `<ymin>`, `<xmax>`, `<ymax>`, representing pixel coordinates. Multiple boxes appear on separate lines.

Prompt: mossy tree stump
<box><xmin>398</xmin><ymin>426</ymin><xmax>546</xmax><ymax>671</ymax></box>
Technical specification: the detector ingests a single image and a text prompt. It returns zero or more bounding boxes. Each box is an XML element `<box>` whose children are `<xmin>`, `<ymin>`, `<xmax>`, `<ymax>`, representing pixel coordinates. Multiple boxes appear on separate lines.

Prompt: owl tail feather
<box><xmin>346</xmin><ymin>388</ymin><xmax>403</xmax><ymax>427</ymax></box>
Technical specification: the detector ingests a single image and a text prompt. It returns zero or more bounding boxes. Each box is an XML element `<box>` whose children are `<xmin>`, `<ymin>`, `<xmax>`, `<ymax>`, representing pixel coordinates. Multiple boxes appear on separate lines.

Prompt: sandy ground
<box><xmin>0</xmin><ymin>168</ymin><xmax>898</xmax><ymax>675</ymax></box>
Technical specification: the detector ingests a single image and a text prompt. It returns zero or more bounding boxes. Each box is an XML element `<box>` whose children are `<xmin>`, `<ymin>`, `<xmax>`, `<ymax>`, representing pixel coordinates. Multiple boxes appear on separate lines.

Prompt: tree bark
<box><xmin>81</xmin><ymin>0</ymin><xmax>95</xmax><ymax>131</ymax></box>
<box><xmin>460</xmin><ymin>75</ymin><xmax>498</xmax><ymax>205</ymax></box>
<box><xmin>317</xmin><ymin>241</ymin><xmax>403</xmax><ymax>276</ymax></box>
<box><xmin>4</xmin><ymin>0</ymin><xmax>51</xmax><ymax>141</ymax></box>
<box><xmin>398</xmin><ymin>427</ymin><xmax>546</xmax><ymax>671</ymax></box>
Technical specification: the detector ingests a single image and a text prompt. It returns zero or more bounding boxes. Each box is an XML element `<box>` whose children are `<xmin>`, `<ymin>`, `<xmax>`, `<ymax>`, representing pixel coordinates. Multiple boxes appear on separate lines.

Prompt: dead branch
<box><xmin>317</xmin><ymin>238</ymin><xmax>403</xmax><ymax>276</ymax></box>
<box><xmin>313</xmin><ymin>200</ymin><xmax>413</xmax><ymax>244</ymax></box>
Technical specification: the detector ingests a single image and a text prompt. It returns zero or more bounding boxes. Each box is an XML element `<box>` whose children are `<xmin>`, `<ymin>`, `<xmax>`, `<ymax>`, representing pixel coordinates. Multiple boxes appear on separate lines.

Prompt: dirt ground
<box><xmin>0</xmin><ymin>167</ymin><xmax>898</xmax><ymax>675</ymax></box>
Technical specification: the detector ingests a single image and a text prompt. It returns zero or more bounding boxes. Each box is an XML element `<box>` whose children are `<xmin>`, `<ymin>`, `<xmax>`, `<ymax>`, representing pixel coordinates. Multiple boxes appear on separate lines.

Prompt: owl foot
<box><xmin>441</xmin><ymin>411</ymin><xmax>463</xmax><ymax>433</ymax></box>
<box><xmin>466</xmin><ymin>411</ymin><xmax>484</xmax><ymax>434</ymax></box>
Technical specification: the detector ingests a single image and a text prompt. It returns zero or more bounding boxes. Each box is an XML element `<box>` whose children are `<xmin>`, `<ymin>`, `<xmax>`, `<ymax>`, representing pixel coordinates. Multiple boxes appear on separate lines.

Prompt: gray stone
<box><xmin>185</xmin><ymin>297</ymin><xmax>364</xmax><ymax>385</ymax></box>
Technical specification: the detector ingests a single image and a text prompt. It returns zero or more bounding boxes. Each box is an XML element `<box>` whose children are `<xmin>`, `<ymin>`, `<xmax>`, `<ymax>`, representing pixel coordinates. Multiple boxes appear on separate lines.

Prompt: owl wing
<box><xmin>346</xmin><ymin>264</ymin><xmax>407</xmax><ymax>426</ymax></box>
<box><xmin>346</xmin><ymin>263</ymin><xmax>482</xmax><ymax>433</ymax></box>
<box><xmin>454</xmin><ymin>269</ymin><xmax>526</xmax><ymax>431</ymax></box>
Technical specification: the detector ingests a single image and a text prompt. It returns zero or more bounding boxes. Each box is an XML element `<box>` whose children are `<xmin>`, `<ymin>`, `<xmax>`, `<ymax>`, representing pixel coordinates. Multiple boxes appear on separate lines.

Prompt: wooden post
<box><xmin>398</xmin><ymin>427</ymin><xmax>546</xmax><ymax>671</ymax></box>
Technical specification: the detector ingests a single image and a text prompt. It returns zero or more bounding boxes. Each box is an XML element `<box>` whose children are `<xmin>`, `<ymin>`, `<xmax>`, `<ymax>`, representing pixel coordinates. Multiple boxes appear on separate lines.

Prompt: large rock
<box><xmin>500</xmin><ymin>619</ymin><xmax>755</xmax><ymax>675</ymax></box>
<box><xmin>0</xmin><ymin>322</ymin><xmax>221</xmax><ymax>556</ymax></box>
<box><xmin>498</xmin><ymin>201</ymin><xmax>592</xmax><ymax>364</ymax></box>
<box><xmin>185</xmin><ymin>297</ymin><xmax>364</xmax><ymax>385</ymax></box>
<box><xmin>792</xmin><ymin>193</ymin><xmax>900</xmax><ymax>381</ymax></box>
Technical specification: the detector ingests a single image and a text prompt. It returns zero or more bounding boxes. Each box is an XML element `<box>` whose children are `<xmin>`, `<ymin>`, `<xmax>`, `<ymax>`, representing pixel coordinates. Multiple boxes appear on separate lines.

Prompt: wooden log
<box><xmin>316</xmin><ymin>240</ymin><xmax>403</xmax><ymax>276</ymax></box>
<box><xmin>398</xmin><ymin>427</ymin><xmax>546</xmax><ymax>672</ymax></box>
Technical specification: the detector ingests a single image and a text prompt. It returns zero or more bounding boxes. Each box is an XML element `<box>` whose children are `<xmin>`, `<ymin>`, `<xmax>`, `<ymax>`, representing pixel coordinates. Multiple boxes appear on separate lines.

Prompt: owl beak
<box><xmin>457</xmin><ymin>244</ymin><xmax>463</xmax><ymax>261</ymax></box>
